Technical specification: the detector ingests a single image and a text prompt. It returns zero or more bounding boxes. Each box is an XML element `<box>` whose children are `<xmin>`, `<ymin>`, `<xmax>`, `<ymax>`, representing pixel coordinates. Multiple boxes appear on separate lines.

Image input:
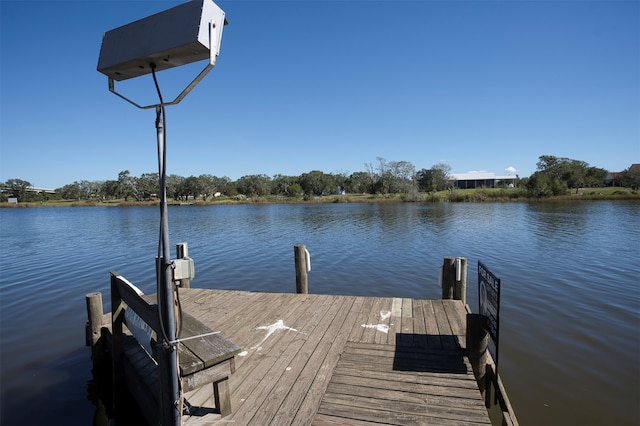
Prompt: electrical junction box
<box><xmin>97</xmin><ymin>0</ymin><xmax>226</xmax><ymax>81</ymax></box>
<box><xmin>172</xmin><ymin>258</ymin><xmax>196</xmax><ymax>282</ymax></box>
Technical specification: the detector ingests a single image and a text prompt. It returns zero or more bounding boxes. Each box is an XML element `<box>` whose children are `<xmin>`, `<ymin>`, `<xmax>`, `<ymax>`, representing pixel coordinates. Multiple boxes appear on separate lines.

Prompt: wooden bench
<box><xmin>110</xmin><ymin>270</ymin><xmax>240</xmax><ymax>423</ymax></box>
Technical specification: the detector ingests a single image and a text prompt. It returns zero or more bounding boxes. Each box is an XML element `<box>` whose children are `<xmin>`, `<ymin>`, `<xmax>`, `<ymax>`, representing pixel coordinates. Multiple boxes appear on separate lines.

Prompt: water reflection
<box><xmin>0</xmin><ymin>201</ymin><xmax>638</xmax><ymax>426</ymax></box>
<box><xmin>526</xmin><ymin>202</ymin><xmax>589</xmax><ymax>241</ymax></box>
<box><xmin>417</xmin><ymin>203</ymin><xmax>452</xmax><ymax>233</ymax></box>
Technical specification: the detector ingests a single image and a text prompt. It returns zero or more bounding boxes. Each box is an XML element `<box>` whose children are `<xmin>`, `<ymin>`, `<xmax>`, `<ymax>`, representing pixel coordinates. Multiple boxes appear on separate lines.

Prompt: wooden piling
<box><xmin>466</xmin><ymin>313</ymin><xmax>489</xmax><ymax>403</ymax></box>
<box><xmin>85</xmin><ymin>292</ymin><xmax>103</xmax><ymax>347</ymax></box>
<box><xmin>441</xmin><ymin>257</ymin><xmax>455</xmax><ymax>299</ymax></box>
<box><xmin>442</xmin><ymin>256</ymin><xmax>467</xmax><ymax>303</ymax></box>
<box><xmin>86</xmin><ymin>291</ymin><xmax>105</xmax><ymax>367</ymax></box>
<box><xmin>294</xmin><ymin>244</ymin><xmax>309</xmax><ymax>294</ymax></box>
<box><xmin>454</xmin><ymin>257</ymin><xmax>468</xmax><ymax>304</ymax></box>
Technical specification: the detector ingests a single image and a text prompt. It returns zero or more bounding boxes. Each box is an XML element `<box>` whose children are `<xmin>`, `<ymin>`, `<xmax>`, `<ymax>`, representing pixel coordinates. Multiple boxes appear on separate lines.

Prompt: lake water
<box><xmin>0</xmin><ymin>201</ymin><xmax>638</xmax><ymax>425</ymax></box>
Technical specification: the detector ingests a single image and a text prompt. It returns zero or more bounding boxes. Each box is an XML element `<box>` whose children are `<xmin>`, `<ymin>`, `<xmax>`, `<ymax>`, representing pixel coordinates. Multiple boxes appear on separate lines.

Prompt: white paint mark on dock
<box><xmin>380</xmin><ymin>310</ymin><xmax>391</xmax><ymax>321</ymax></box>
<box><xmin>361</xmin><ymin>323</ymin><xmax>389</xmax><ymax>333</ymax></box>
<box><xmin>238</xmin><ymin>351</ymin><xmax>248</xmax><ymax>357</ymax></box>
<box><xmin>257</xmin><ymin>319</ymin><xmax>298</xmax><ymax>337</ymax></box>
<box><xmin>252</xmin><ymin>320</ymin><xmax>301</xmax><ymax>349</ymax></box>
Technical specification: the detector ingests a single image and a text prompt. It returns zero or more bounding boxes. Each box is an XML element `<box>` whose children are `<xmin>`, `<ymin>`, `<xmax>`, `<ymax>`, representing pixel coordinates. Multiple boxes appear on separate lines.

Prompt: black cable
<box><xmin>151</xmin><ymin>63</ymin><xmax>165</xmax><ymax>261</ymax></box>
<box><xmin>151</xmin><ymin>64</ymin><xmax>172</xmax><ymax>349</ymax></box>
<box><xmin>175</xmin><ymin>283</ymin><xmax>183</xmax><ymax>338</ymax></box>
<box><xmin>151</xmin><ymin>63</ymin><xmax>183</xmax><ymax>344</ymax></box>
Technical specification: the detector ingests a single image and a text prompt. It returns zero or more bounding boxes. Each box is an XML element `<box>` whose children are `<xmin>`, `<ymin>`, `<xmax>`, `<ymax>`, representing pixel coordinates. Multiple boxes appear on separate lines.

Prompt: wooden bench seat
<box><xmin>176</xmin><ymin>310</ymin><xmax>240</xmax><ymax>414</ymax></box>
<box><xmin>110</xmin><ymin>270</ymin><xmax>240</xmax><ymax>423</ymax></box>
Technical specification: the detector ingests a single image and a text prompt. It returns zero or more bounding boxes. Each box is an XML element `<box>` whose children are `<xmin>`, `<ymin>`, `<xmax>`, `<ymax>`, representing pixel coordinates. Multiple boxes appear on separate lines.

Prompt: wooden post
<box><xmin>176</xmin><ymin>241</ymin><xmax>191</xmax><ymax>288</ymax></box>
<box><xmin>453</xmin><ymin>257</ymin><xmax>468</xmax><ymax>304</ymax></box>
<box><xmin>110</xmin><ymin>273</ymin><xmax>124</xmax><ymax>415</ymax></box>
<box><xmin>441</xmin><ymin>257</ymin><xmax>455</xmax><ymax>299</ymax></box>
<box><xmin>466</xmin><ymin>313</ymin><xmax>489</xmax><ymax>403</ymax></box>
<box><xmin>86</xmin><ymin>292</ymin><xmax>103</xmax><ymax>348</ymax></box>
<box><xmin>485</xmin><ymin>362</ymin><xmax>493</xmax><ymax>409</ymax></box>
<box><xmin>294</xmin><ymin>244</ymin><xmax>309</xmax><ymax>294</ymax></box>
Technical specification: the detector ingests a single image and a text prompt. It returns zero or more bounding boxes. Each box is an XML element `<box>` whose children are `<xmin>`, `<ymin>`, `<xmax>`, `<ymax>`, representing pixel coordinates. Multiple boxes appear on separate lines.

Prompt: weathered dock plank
<box><xmin>97</xmin><ymin>288</ymin><xmax>491</xmax><ymax>425</ymax></box>
<box><xmin>254</xmin><ymin>296</ymin><xmax>354</xmax><ymax>425</ymax></box>
<box><xmin>233</xmin><ymin>294</ymin><xmax>341</xmax><ymax>424</ymax></box>
<box><xmin>318</xmin><ymin>339</ymin><xmax>490</xmax><ymax>425</ymax></box>
<box><xmin>291</xmin><ymin>295</ymin><xmax>365</xmax><ymax>425</ymax></box>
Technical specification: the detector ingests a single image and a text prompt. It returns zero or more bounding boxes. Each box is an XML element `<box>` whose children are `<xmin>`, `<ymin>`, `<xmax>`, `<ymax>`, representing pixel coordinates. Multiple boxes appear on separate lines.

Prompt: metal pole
<box><xmin>156</xmin><ymin>106</ymin><xmax>181</xmax><ymax>425</ymax></box>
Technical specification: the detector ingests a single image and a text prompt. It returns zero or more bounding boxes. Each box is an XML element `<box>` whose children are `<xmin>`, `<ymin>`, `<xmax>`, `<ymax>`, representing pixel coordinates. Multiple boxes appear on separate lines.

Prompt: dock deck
<box><xmin>130</xmin><ymin>288</ymin><xmax>491</xmax><ymax>425</ymax></box>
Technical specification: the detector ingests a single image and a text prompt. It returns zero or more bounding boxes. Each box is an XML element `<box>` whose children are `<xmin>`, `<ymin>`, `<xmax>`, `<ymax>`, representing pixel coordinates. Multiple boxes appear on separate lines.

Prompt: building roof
<box><xmin>449</xmin><ymin>171</ymin><xmax>517</xmax><ymax>181</ymax></box>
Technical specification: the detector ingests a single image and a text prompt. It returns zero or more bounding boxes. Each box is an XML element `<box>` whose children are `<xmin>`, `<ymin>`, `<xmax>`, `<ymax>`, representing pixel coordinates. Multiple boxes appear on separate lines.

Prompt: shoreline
<box><xmin>2</xmin><ymin>188</ymin><xmax>638</xmax><ymax>208</ymax></box>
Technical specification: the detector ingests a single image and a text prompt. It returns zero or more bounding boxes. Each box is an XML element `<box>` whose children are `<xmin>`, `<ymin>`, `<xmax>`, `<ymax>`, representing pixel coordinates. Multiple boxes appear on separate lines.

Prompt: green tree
<box><xmin>197</xmin><ymin>174</ymin><xmax>215</xmax><ymax>200</ymax></box>
<box><xmin>272</xmin><ymin>174</ymin><xmax>300</xmax><ymax>196</ymax></box>
<box><xmin>346</xmin><ymin>171</ymin><xmax>374</xmax><ymax>194</ymax></box>
<box><xmin>101</xmin><ymin>180</ymin><xmax>120</xmax><ymax>199</ymax></box>
<box><xmin>524</xmin><ymin>171</ymin><xmax>566</xmax><ymax>197</ymax></box>
<box><xmin>180</xmin><ymin>176</ymin><xmax>203</xmax><ymax>200</ymax></box>
<box><xmin>57</xmin><ymin>180</ymin><xmax>100</xmax><ymax>200</ymax></box>
<box><xmin>166</xmin><ymin>174</ymin><xmax>185</xmax><ymax>200</ymax></box>
<box><xmin>299</xmin><ymin>171</ymin><xmax>332</xmax><ymax>196</ymax></box>
<box><xmin>536</xmin><ymin>155</ymin><xmax>564</xmax><ymax>182</ymax></box>
<box><xmin>417</xmin><ymin>163</ymin><xmax>452</xmax><ymax>192</ymax></box>
<box><xmin>369</xmin><ymin>158</ymin><xmax>417</xmax><ymax>194</ymax></box>
<box><xmin>368</xmin><ymin>157</ymin><xmax>389</xmax><ymax>194</ymax></box>
<box><xmin>81</xmin><ymin>180</ymin><xmax>102</xmax><ymax>199</ymax></box>
<box><xmin>584</xmin><ymin>167</ymin><xmax>608</xmax><ymax>188</ymax></box>
<box><xmin>332</xmin><ymin>172</ymin><xmax>348</xmax><ymax>194</ymax></box>
<box><xmin>236</xmin><ymin>174</ymin><xmax>271</xmax><ymax>197</ymax></box>
<box><xmin>211</xmin><ymin>175</ymin><xmax>231</xmax><ymax>196</ymax></box>
<box><xmin>432</xmin><ymin>163</ymin><xmax>453</xmax><ymax>191</ymax></box>
<box><xmin>416</xmin><ymin>168</ymin><xmax>433</xmax><ymax>192</ymax></box>
<box><xmin>137</xmin><ymin>173</ymin><xmax>159</xmax><ymax>200</ymax></box>
<box><xmin>619</xmin><ymin>165</ymin><xmax>640</xmax><ymax>190</ymax></box>
<box><xmin>58</xmin><ymin>181</ymin><xmax>83</xmax><ymax>200</ymax></box>
<box><xmin>118</xmin><ymin>170</ymin><xmax>138</xmax><ymax>201</ymax></box>
<box><xmin>288</xmin><ymin>182</ymin><xmax>303</xmax><ymax>197</ymax></box>
<box><xmin>536</xmin><ymin>155</ymin><xmax>600</xmax><ymax>191</ymax></box>
<box><xmin>3</xmin><ymin>178</ymin><xmax>33</xmax><ymax>201</ymax></box>
<box><xmin>387</xmin><ymin>160</ymin><xmax>416</xmax><ymax>193</ymax></box>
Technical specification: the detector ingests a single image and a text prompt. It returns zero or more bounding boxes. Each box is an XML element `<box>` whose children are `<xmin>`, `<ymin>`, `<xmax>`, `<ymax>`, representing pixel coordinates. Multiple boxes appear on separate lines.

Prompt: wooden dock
<box><xmin>95</xmin><ymin>287</ymin><xmax>493</xmax><ymax>425</ymax></box>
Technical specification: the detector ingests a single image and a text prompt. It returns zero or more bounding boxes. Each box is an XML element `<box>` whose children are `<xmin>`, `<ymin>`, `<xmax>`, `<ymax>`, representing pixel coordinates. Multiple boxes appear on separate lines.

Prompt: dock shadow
<box><xmin>183</xmin><ymin>400</ymin><xmax>218</xmax><ymax>417</ymax></box>
<box><xmin>87</xmin><ymin>349</ymin><xmax>148</xmax><ymax>426</ymax></box>
<box><xmin>393</xmin><ymin>333</ymin><xmax>467</xmax><ymax>374</ymax></box>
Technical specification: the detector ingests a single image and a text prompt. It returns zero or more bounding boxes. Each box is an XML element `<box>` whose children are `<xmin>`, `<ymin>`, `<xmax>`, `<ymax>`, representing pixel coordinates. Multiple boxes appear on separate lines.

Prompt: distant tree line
<box><xmin>520</xmin><ymin>156</ymin><xmax>638</xmax><ymax>197</ymax></box>
<box><xmin>2</xmin><ymin>156</ymin><xmax>639</xmax><ymax>202</ymax></box>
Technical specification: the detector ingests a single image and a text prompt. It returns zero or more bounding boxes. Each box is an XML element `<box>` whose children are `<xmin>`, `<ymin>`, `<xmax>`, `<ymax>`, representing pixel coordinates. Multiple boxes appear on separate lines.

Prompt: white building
<box><xmin>449</xmin><ymin>171</ymin><xmax>517</xmax><ymax>189</ymax></box>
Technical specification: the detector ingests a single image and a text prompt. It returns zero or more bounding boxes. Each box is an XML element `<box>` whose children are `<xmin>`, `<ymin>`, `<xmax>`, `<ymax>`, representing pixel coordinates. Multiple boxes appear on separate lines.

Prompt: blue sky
<box><xmin>1</xmin><ymin>0</ymin><xmax>638</xmax><ymax>189</ymax></box>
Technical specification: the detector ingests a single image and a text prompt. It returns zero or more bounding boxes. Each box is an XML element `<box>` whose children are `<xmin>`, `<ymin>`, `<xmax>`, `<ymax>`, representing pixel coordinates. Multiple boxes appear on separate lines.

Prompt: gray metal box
<box><xmin>97</xmin><ymin>0</ymin><xmax>225</xmax><ymax>81</ymax></box>
<box><xmin>172</xmin><ymin>258</ymin><xmax>195</xmax><ymax>281</ymax></box>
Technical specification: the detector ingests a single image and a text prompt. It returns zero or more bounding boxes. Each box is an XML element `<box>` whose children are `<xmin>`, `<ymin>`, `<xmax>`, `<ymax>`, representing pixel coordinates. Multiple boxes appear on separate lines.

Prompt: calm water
<box><xmin>0</xmin><ymin>201</ymin><xmax>638</xmax><ymax>425</ymax></box>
